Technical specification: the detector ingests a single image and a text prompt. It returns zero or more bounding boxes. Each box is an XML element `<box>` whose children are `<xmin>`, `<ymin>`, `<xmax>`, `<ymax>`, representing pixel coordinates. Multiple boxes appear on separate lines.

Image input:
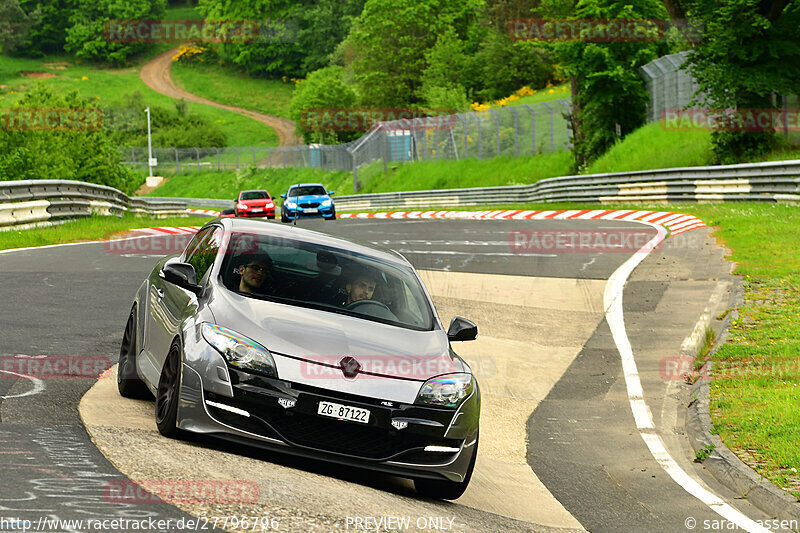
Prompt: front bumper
<box><xmin>282</xmin><ymin>205</ymin><xmax>335</xmax><ymax>219</ymax></box>
<box><xmin>237</xmin><ymin>207</ymin><xmax>275</xmax><ymax>217</ymax></box>
<box><xmin>177</xmin><ymin>364</ymin><xmax>479</xmax><ymax>482</ymax></box>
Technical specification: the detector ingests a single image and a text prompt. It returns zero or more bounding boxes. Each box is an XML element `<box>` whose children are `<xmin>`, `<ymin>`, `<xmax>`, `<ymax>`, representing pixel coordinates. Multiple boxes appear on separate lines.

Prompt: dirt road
<box><xmin>139</xmin><ymin>47</ymin><xmax>303</xmax><ymax>146</ymax></box>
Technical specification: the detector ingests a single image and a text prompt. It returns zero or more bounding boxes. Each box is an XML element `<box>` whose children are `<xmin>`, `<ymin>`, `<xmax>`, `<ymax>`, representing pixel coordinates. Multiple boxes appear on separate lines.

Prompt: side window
<box><xmin>183</xmin><ymin>227</ymin><xmax>212</xmax><ymax>261</ymax></box>
<box><xmin>187</xmin><ymin>227</ymin><xmax>221</xmax><ymax>284</ymax></box>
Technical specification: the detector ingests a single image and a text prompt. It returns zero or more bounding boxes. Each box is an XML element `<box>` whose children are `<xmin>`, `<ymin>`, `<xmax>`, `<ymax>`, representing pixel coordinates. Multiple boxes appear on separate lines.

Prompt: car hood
<box><xmin>208</xmin><ymin>287</ymin><xmax>462</xmax><ymax>380</ymax></box>
<box><xmin>240</xmin><ymin>199</ymin><xmax>273</xmax><ymax>205</ymax></box>
<box><xmin>289</xmin><ymin>194</ymin><xmax>331</xmax><ymax>203</ymax></box>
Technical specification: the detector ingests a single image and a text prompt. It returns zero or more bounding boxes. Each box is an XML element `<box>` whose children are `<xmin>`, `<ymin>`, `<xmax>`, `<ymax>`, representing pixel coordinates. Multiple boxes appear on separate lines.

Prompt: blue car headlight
<box><xmin>320</xmin><ymin>199</ymin><xmax>332</xmax><ymax>207</ymax></box>
<box><xmin>201</xmin><ymin>323</ymin><xmax>277</xmax><ymax>377</ymax></box>
<box><xmin>415</xmin><ymin>373</ymin><xmax>474</xmax><ymax>408</ymax></box>
<box><xmin>284</xmin><ymin>200</ymin><xmax>297</xmax><ymax>209</ymax></box>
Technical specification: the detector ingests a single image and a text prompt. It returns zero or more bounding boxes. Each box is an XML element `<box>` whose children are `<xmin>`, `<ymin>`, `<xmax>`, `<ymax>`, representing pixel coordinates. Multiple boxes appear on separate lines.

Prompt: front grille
<box><xmin>299</xmin><ymin>201</ymin><xmax>320</xmax><ymax>208</ymax></box>
<box><xmin>269</xmin><ymin>412</ymin><xmax>456</xmax><ymax>460</ymax></box>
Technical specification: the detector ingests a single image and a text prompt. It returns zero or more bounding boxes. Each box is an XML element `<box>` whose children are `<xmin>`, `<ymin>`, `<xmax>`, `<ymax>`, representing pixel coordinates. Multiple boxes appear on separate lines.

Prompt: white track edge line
<box><xmin>603</xmin><ymin>220</ymin><xmax>770</xmax><ymax>533</ymax></box>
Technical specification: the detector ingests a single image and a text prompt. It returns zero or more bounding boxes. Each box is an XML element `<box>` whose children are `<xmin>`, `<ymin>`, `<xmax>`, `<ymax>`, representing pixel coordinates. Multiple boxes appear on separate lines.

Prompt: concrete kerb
<box><xmin>685</xmin><ymin>279</ymin><xmax>800</xmax><ymax>522</ymax></box>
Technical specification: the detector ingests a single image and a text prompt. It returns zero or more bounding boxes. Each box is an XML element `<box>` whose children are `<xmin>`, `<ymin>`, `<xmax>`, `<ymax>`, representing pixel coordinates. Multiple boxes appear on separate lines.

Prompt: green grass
<box><xmin>171</xmin><ymin>61</ymin><xmax>296</xmax><ymax>118</ymax></box>
<box><xmin>144</xmin><ymin>168</ymin><xmax>354</xmax><ymax>199</ymax></box>
<box><xmin>0</xmin><ymin>213</ymin><xmax>210</xmax><ymax>251</ymax></box>
<box><xmin>585</xmin><ymin>123</ymin><xmax>714</xmax><ymax>174</ymax></box>
<box><xmin>143</xmin><ymin>152</ymin><xmax>574</xmax><ymax>198</ymax></box>
<box><xmin>0</xmin><ymin>54</ymin><xmax>279</xmax><ymax>147</ymax></box>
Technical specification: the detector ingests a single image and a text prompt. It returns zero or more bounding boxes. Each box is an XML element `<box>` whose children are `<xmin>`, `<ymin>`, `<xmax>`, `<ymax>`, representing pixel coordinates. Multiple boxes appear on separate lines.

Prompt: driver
<box><xmin>331</xmin><ymin>269</ymin><xmax>379</xmax><ymax>307</ymax></box>
<box><xmin>346</xmin><ymin>273</ymin><xmax>377</xmax><ymax>305</ymax></box>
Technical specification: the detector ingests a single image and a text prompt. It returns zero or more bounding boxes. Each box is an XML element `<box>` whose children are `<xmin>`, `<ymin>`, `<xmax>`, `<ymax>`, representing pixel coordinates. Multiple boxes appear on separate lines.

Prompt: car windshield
<box><xmin>220</xmin><ymin>232</ymin><xmax>434</xmax><ymax>331</ymax></box>
<box><xmin>288</xmin><ymin>186</ymin><xmax>326</xmax><ymax>197</ymax></box>
<box><xmin>241</xmin><ymin>191</ymin><xmax>270</xmax><ymax>200</ymax></box>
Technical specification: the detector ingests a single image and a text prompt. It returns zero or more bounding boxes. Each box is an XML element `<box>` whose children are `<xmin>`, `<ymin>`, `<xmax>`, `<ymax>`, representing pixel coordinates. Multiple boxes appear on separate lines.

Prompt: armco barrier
<box><xmin>0</xmin><ymin>180</ymin><xmax>187</xmax><ymax>230</ymax></box>
<box><xmin>330</xmin><ymin>159</ymin><xmax>800</xmax><ymax>210</ymax></box>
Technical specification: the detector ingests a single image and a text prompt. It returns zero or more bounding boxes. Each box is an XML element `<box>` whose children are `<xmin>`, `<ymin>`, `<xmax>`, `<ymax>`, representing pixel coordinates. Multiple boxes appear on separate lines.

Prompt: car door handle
<box><xmin>155</xmin><ymin>288</ymin><xmax>164</xmax><ymax>299</ymax></box>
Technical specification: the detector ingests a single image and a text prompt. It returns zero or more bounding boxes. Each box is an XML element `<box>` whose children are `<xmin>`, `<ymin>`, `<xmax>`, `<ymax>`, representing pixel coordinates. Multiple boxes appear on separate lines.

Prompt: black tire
<box><xmin>117</xmin><ymin>307</ymin><xmax>151</xmax><ymax>399</ymax></box>
<box><xmin>155</xmin><ymin>342</ymin><xmax>184</xmax><ymax>438</ymax></box>
<box><xmin>326</xmin><ymin>207</ymin><xmax>336</xmax><ymax>220</ymax></box>
<box><xmin>281</xmin><ymin>210</ymin><xmax>289</xmax><ymax>223</ymax></box>
<box><xmin>414</xmin><ymin>432</ymin><xmax>478</xmax><ymax>500</ymax></box>
<box><xmin>221</xmin><ymin>208</ymin><xmax>235</xmax><ymax>216</ymax></box>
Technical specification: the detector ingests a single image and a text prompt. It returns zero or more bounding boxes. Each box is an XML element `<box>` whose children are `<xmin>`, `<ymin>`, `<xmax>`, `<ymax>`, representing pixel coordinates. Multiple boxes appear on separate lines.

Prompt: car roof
<box><xmin>207</xmin><ymin>218</ymin><xmax>409</xmax><ymax>267</ymax></box>
<box><xmin>287</xmin><ymin>183</ymin><xmax>326</xmax><ymax>191</ymax></box>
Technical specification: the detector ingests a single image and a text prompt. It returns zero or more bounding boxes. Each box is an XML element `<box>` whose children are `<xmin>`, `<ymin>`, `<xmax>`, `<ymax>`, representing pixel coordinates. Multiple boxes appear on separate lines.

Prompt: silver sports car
<box><xmin>117</xmin><ymin>217</ymin><xmax>480</xmax><ymax>499</ymax></box>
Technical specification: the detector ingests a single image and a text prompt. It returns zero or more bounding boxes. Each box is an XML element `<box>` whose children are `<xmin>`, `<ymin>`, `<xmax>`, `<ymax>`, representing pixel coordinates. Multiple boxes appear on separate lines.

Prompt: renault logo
<box><xmin>338</xmin><ymin>356</ymin><xmax>361</xmax><ymax>379</ymax></box>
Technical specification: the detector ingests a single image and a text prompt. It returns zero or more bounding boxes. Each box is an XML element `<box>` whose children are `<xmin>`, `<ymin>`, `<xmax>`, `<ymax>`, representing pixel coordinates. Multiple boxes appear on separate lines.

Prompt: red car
<box><xmin>235</xmin><ymin>190</ymin><xmax>275</xmax><ymax>219</ymax></box>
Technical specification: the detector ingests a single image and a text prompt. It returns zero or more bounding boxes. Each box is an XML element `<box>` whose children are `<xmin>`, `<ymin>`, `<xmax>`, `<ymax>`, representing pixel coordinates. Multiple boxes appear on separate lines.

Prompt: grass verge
<box><xmin>0</xmin><ymin>213</ymin><xmax>210</xmax><ymax>251</ymax></box>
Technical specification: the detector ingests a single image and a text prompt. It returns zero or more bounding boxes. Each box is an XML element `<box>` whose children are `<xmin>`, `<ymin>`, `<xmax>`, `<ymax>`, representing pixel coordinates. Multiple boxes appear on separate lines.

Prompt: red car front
<box><xmin>236</xmin><ymin>190</ymin><xmax>276</xmax><ymax>219</ymax></box>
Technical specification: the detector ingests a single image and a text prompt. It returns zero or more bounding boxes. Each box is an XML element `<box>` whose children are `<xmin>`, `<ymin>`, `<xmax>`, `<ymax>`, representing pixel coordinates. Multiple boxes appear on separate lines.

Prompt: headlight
<box><xmin>416</xmin><ymin>373</ymin><xmax>473</xmax><ymax>407</ymax></box>
<box><xmin>201</xmin><ymin>323</ymin><xmax>277</xmax><ymax>377</ymax></box>
<box><xmin>320</xmin><ymin>199</ymin><xmax>332</xmax><ymax>207</ymax></box>
<box><xmin>237</xmin><ymin>203</ymin><xmax>248</xmax><ymax>210</ymax></box>
<box><xmin>284</xmin><ymin>201</ymin><xmax>296</xmax><ymax>208</ymax></box>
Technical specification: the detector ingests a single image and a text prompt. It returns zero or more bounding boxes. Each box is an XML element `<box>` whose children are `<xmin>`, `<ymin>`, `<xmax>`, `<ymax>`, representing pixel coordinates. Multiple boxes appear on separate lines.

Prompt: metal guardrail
<box><xmin>331</xmin><ymin>160</ymin><xmax>800</xmax><ymax>209</ymax></box>
<box><xmin>0</xmin><ymin>180</ymin><xmax>188</xmax><ymax>230</ymax></box>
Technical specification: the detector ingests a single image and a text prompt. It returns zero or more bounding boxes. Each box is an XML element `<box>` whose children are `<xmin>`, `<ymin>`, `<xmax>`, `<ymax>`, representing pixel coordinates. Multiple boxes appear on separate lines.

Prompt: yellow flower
<box><xmin>548</xmin><ymin>89</ymin><xmax>555</xmax><ymax>94</ymax></box>
<box><xmin>81</xmin><ymin>76</ymin><xmax>88</xmax><ymax>81</ymax></box>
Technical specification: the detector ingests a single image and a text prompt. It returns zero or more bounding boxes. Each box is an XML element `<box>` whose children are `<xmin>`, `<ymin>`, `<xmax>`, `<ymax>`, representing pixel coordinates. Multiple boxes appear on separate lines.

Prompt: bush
<box><xmin>65</xmin><ymin>0</ymin><xmax>166</xmax><ymax>65</ymax></box>
<box><xmin>0</xmin><ymin>84</ymin><xmax>140</xmax><ymax>194</ymax></box>
<box><xmin>104</xmin><ymin>92</ymin><xmax>227</xmax><ymax>148</ymax></box>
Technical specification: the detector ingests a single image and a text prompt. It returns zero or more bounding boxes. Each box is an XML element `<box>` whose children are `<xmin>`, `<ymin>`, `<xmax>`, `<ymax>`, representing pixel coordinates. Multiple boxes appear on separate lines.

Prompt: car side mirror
<box><xmin>328</xmin><ymin>191</ymin><xmax>335</xmax><ymax>196</ymax></box>
<box><xmin>447</xmin><ymin>317</ymin><xmax>477</xmax><ymax>341</ymax></box>
<box><xmin>162</xmin><ymin>262</ymin><xmax>202</xmax><ymax>295</ymax></box>
<box><xmin>280</xmin><ymin>194</ymin><xmax>286</xmax><ymax>199</ymax></box>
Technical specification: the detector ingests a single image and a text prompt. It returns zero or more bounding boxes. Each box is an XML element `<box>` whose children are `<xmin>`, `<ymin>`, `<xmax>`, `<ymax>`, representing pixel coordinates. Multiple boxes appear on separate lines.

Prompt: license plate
<box><xmin>252</xmin><ymin>208</ymin><xmax>263</xmax><ymax>212</ymax></box>
<box><xmin>317</xmin><ymin>401</ymin><xmax>370</xmax><ymax>424</ymax></box>
<box><xmin>304</xmin><ymin>208</ymin><xmax>318</xmax><ymax>214</ymax></box>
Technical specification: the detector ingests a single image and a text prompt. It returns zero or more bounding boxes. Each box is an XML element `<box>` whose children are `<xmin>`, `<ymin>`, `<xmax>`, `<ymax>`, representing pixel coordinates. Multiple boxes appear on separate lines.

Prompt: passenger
<box><xmin>237</xmin><ymin>255</ymin><xmax>275</xmax><ymax>294</ymax></box>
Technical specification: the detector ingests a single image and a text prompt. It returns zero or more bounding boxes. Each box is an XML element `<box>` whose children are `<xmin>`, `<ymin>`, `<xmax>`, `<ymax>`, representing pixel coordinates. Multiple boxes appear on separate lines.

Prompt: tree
<box><xmin>288</xmin><ymin>66</ymin><xmax>358</xmax><ymax>144</ymax></box>
<box><xmin>346</xmin><ymin>0</ymin><xmax>484</xmax><ymax>107</ymax></box>
<box><xmin>543</xmin><ymin>0</ymin><xmax>667</xmax><ymax>169</ymax></box>
<box><xmin>15</xmin><ymin>0</ymin><xmax>74</xmax><ymax>56</ymax></box>
<box><xmin>663</xmin><ymin>0</ymin><xmax>800</xmax><ymax>162</ymax></box>
<box><xmin>65</xmin><ymin>0</ymin><xmax>166</xmax><ymax>65</ymax></box>
<box><xmin>0</xmin><ymin>0</ymin><xmax>39</xmax><ymax>52</ymax></box>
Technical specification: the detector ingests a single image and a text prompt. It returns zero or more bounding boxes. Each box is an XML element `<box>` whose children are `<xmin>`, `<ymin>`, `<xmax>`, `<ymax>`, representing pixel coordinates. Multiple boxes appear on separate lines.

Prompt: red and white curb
<box><xmin>134</xmin><ymin>226</ymin><xmax>201</xmax><ymax>236</ymax></box>
<box><xmin>162</xmin><ymin>209</ymin><xmax>706</xmax><ymax>237</ymax></box>
<box><xmin>337</xmin><ymin>209</ymin><xmax>705</xmax><ymax>236</ymax></box>
<box><xmin>187</xmin><ymin>208</ymin><xmax>221</xmax><ymax>217</ymax></box>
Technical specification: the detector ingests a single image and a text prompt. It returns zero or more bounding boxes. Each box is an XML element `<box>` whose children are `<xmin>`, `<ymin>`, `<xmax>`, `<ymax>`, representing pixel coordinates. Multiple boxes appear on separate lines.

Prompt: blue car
<box><xmin>280</xmin><ymin>183</ymin><xmax>336</xmax><ymax>223</ymax></box>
